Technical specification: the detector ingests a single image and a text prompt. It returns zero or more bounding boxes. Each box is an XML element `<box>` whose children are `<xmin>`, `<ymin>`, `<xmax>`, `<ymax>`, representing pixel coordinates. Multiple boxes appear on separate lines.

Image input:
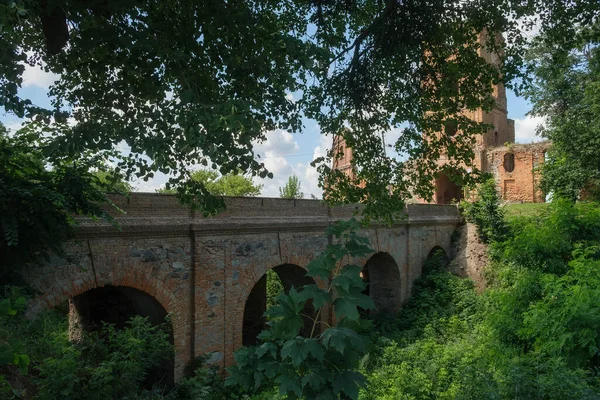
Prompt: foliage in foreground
<box><xmin>361</xmin><ymin>199</ymin><xmax>600</xmax><ymax>399</ymax></box>
<box><xmin>527</xmin><ymin>23</ymin><xmax>600</xmax><ymax>201</ymax></box>
<box><xmin>227</xmin><ymin>218</ymin><xmax>375</xmax><ymax>399</ymax></box>
<box><xmin>0</xmin><ymin>294</ymin><xmax>173</xmax><ymax>399</ymax></box>
<box><xmin>0</xmin><ymin>124</ymin><xmax>116</xmax><ymax>281</ymax></box>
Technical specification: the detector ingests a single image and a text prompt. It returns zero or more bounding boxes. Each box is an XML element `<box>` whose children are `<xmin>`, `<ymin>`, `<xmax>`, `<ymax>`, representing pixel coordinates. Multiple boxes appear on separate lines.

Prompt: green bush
<box><xmin>461</xmin><ymin>178</ymin><xmax>508</xmax><ymax>244</ymax></box>
<box><xmin>361</xmin><ymin>199</ymin><xmax>600</xmax><ymax>399</ymax></box>
<box><xmin>35</xmin><ymin>316</ymin><xmax>173</xmax><ymax>400</ymax></box>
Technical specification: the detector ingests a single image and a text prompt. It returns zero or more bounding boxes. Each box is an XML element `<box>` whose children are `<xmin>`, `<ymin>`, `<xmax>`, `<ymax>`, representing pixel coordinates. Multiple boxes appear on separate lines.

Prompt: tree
<box><xmin>0</xmin><ymin>123</ymin><xmax>114</xmax><ymax>281</ymax></box>
<box><xmin>158</xmin><ymin>170</ymin><xmax>262</xmax><ymax>197</ymax></box>
<box><xmin>526</xmin><ymin>24</ymin><xmax>600</xmax><ymax>201</ymax></box>
<box><xmin>279</xmin><ymin>175</ymin><xmax>304</xmax><ymax>199</ymax></box>
<box><xmin>92</xmin><ymin>170</ymin><xmax>133</xmax><ymax>194</ymax></box>
<box><xmin>2</xmin><ymin>0</ymin><xmax>592</xmax><ymax>220</ymax></box>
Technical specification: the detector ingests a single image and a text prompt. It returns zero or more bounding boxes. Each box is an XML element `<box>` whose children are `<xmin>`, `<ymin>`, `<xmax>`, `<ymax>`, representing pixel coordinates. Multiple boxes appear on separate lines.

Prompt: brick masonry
<box><xmin>23</xmin><ymin>194</ymin><xmax>462</xmax><ymax>381</ymax></box>
<box><xmin>486</xmin><ymin>142</ymin><xmax>550</xmax><ymax>203</ymax></box>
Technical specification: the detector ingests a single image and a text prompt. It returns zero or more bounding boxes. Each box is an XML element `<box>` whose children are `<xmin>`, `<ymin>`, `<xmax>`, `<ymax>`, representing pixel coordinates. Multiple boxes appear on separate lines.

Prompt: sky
<box><xmin>1</xmin><ymin>60</ymin><xmax>545</xmax><ymax>199</ymax></box>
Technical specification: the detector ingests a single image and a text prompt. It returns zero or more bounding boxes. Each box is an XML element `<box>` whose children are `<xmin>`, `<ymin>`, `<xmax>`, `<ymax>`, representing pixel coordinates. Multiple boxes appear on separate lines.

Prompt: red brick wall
<box><xmin>24</xmin><ymin>194</ymin><xmax>462</xmax><ymax>381</ymax></box>
<box><xmin>486</xmin><ymin>143</ymin><xmax>549</xmax><ymax>203</ymax></box>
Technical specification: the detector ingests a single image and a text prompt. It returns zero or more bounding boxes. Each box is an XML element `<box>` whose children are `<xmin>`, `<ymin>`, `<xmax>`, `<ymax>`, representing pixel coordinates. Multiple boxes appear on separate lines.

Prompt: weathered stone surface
<box><xmin>24</xmin><ymin>194</ymin><xmax>462</xmax><ymax>381</ymax></box>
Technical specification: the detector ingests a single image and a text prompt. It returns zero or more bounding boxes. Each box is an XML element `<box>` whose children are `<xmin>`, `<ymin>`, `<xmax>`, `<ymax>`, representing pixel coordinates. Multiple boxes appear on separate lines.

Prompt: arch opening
<box><xmin>242</xmin><ymin>264</ymin><xmax>317</xmax><ymax>346</ymax></box>
<box><xmin>434</xmin><ymin>172</ymin><xmax>464</xmax><ymax>204</ymax></box>
<box><xmin>362</xmin><ymin>252</ymin><xmax>401</xmax><ymax>315</ymax></box>
<box><xmin>423</xmin><ymin>246</ymin><xmax>449</xmax><ymax>275</ymax></box>
<box><xmin>70</xmin><ymin>286</ymin><xmax>174</xmax><ymax>388</ymax></box>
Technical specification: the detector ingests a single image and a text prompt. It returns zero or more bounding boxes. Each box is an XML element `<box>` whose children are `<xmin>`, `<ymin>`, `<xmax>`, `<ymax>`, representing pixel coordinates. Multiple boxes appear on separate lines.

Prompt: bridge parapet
<box><xmin>79</xmin><ymin>194</ymin><xmax>461</xmax><ymax>237</ymax></box>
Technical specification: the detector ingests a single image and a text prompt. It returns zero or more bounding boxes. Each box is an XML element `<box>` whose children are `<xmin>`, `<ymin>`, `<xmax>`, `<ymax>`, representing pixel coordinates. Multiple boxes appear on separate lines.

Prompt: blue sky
<box><xmin>1</xmin><ymin>63</ymin><xmax>543</xmax><ymax>198</ymax></box>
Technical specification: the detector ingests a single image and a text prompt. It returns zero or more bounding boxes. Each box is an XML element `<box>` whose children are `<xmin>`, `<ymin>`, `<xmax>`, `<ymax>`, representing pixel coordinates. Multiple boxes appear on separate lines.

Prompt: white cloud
<box><xmin>4</xmin><ymin>121</ymin><xmax>24</xmax><ymax>133</ymax></box>
<box><xmin>514</xmin><ymin>115</ymin><xmax>545</xmax><ymax>143</ymax></box>
<box><xmin>251</xmin><ymin>127</ymin><xmax>332</xmax><ymax>199</ymax></box>
<box><xmin>133</xmin><ymin>172</ymin><xmax>169</xmax><ymax>192</ymax></box>
<box><xmin>251</xmin><ymin>129</ymin><xmax>299</xmax><ymax>197</ymax></box>
<box><xmin>21</xmin><ymin>63</ymin><xmax>58</xmax><ymax>89</ymax></box>
<box><xmin>254</xmin><ymin>129</ymin><xmax>300</xmax><ymax>158</ymax></box>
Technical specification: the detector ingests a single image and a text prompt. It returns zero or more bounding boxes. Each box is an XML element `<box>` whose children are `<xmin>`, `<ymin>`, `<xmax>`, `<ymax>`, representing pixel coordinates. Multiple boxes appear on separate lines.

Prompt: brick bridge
<box><xmin>24</xmin><ymin>194</ymin><xmax>462</xmax><ymax>381</ymax></box>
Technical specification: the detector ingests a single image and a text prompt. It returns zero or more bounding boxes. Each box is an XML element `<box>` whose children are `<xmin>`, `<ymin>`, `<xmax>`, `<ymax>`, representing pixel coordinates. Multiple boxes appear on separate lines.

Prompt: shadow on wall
<box><xmin>362</xmin><ymin>252</ymin><xmax>402</xmax><ymax>315</ymax></box>
<box><xmin>242</xmin><ymin>264</ymin><xmax>317</xmax><ymax>346</ymax></box>
<box><xmin>435</xmin><ymin>173</ymin><xmax>464</xmax><ymax>204</ymax></box>
<box><xmin>423</xmin><ymin>246</ymin><xmax>449</xmax><ymax>275</ymax></box>
<box><xmin>69</xmin><ymin>286</ymin><xmax>174</xmax><ymax>387</ymax></box>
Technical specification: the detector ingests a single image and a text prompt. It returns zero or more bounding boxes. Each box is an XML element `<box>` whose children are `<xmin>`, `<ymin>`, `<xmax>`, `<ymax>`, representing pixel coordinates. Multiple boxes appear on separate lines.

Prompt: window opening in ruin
<box><xmin>434</xmin><ymin>172</ymin><xmax>464</xmax><ymax>204</ymax></box>
<box><xmin>504</xmin><ymin>153</ymin><xmax>515</xmax><ymax>172</ymax></box>
<box><xmin>243</xmin><ymin>264</ymin><xmax>317</xmax><ymax>346</ymax></box>
<box><xmin>494</xmin><ymin>131</ymin><xmax>499</xmax><ymax>145</ymax></box>
<box><xmin>444</xmin><ymin>121</ymin><xmax>458</xmax><ymax>137</ymax></box>
<box><xmin>70</xmin><ymin>286</ymin><xmax>174</xmax><ymax>388</ymax></box>
<box><xmin>362</xmin><ymin>252</ymin><xmax>401</xmax><ymax>315</ymax></box>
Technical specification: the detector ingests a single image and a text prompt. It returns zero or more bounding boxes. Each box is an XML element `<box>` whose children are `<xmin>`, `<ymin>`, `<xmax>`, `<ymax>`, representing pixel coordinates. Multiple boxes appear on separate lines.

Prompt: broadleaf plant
<box><xmin>226</xmin><ymin>218</ymin><xmax>375</xmax><ymax>399</ymax></box>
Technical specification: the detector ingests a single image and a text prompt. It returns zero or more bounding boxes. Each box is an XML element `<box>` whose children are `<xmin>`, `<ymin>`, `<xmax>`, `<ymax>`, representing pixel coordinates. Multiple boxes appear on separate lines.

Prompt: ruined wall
<box><xmin>24</xmin><ymin>194</ymin><xmax>462</xmax><ymax>381</ymax></box>
<box><xmin>486</xmin><ymin>142</ymin><xmax>550</xmax><ymax>203</ymax></box>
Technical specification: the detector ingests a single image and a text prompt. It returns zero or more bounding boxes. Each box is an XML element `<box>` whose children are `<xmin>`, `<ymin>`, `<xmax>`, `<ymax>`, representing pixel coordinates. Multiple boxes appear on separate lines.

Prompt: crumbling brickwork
<box><xmin>486</xmin><ymin>142</ymin><xmax>549</xmax><ymax>203</ymax></box>
<box><xmin>24</xmin><ymin>194</ymin><xmax>462</xmax><ymax>381</ymax></box>
<box><xmin>331</xmin><ymin>32</ymin><xmax>548</xmax><ymax>205</ymax></box>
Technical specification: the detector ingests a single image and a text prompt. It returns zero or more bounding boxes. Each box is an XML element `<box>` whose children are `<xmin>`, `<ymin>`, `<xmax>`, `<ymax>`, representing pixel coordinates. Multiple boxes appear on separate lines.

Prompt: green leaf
<box><xmin>281</xmin><ymin>338</ymin><xmax>310</xmax><ymax>367</ymax></box>
<box><xmin>18</xmin><ymin>354</ymin><xmax>29</xmax><ymax>374</ymax></box>
<box><xmin>333</xmin><ymin>297</ymin><xmax>360</xmax><ymax>321</ymax></box>
<box><xmin>298</xmin><ymin>285</ymin><xmax>331</xmax><ymax>310</ymax></box>
<box><xmin>333</xmin><ymin>371</ymin><xmax>366</xmax><ymax>400</ymax></box>
<box><xmin>306</xmin><ymin>256</ymin><xmax>336</xmax><ymax>280</ymax></box>
<box><xmin>320</xmin><ymin>327</ymin><xmax>360</xmax><ymax>354</ymax></box>
<box><xmin>256</xmin><ymin>342</ymin><xmax>277</xmax><ymax>359</ymax></box>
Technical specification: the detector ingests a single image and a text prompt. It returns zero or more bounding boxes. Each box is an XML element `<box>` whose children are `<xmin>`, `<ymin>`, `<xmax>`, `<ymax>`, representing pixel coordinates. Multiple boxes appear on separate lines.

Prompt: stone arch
<box><xmin>427</xmin><ymin>246</ymin><xmax>449</xmax><ymax>264</ymax></box>
<box><xmin>363</xmin><ymin>252</ymin><xmax>402</xmax><ymax>315</ymax></box>
<box><xmin>241</xmin><ymin>263</ymin><xmax>317</xmax><ymax>346</ymax></box>
<box><xmin>69</xmin><ymin>285</ymin><xmax>175</xmax><ymax>388</ymax></box>
<box><xmin>24</xmin><ymin>244</ymin><xmax>191</xmax><ymax>382</ymax></box>
<box><xmin>434</xmin><ymin>172</ymin><xmax>464</xmax><ymax>204</ymax></box>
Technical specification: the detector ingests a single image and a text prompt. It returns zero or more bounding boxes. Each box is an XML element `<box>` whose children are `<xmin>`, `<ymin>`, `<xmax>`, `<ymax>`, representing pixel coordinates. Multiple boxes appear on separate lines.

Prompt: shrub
<box><xmin>461</xmin><ymin>178</ymin><xmax>508</xmax><ymax>244</ymax></box>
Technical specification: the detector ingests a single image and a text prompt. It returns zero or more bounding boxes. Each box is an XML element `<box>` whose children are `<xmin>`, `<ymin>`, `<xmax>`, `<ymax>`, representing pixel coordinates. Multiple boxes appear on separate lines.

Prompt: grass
<box><xmin>502</xmin><ymin>202</ymin><xmax>548</xmax><ymax>217</ymax></box>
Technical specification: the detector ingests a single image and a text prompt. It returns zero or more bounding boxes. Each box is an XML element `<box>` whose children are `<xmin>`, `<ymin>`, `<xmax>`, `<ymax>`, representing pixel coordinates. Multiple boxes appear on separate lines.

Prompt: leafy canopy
<box><xmin>279</xmin><ymin>175</ymin><xmax>304</xmax><ymax>199</ymax></box>
<box><xmin>0</xmin><ymin>123</ymin><xmax>115</xmax><ymax>279</ymax></box>
<box><xmin>158</xmin><ymin>169</ymin><xmax>262</xmax><ymax>197</ymax></box>
<box><xmin>1</xmin><ymin>0</ymin><xmax>594</xmax><ymax>220</ymax></box>
<box><xmin>526</xmin><ymin>22</ymin><xmax>600</xmax><ymax>201</ymax></box>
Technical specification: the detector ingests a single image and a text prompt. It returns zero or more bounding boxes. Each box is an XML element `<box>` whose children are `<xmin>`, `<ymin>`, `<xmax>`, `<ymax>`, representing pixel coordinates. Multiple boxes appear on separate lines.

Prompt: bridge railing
<box><xmin>74</xmin><ymin>193</ymin><xmax>461</xmax><ymax>236</ymax></box>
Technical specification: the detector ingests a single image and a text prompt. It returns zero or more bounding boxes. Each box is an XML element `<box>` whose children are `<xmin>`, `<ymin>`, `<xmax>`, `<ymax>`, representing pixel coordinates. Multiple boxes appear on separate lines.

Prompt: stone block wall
<box><xmin>24</xmin><ymin>194</ymin><xmax>462</xmax><ymax>381</ymax></box>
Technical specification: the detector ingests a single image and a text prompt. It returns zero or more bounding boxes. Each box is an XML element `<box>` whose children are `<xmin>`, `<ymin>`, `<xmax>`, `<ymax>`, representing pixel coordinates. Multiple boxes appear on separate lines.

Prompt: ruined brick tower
<box><xmin>332</xmin><ymin>32</ymin><xmax>549</xmax><ymax>204</ymax></box>
<box><xmin>332</xmin><ymin>134</ymin><xmax>356</xmax><ymax>180</ymax></box>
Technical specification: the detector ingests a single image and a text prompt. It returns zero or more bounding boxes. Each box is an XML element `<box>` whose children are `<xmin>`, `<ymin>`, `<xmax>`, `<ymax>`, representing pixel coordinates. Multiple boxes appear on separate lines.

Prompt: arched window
<box><xmin>504</xmin><ymin>153</ymin><xmax>515</xmax><ymax>173</ymax></box>
<box><xmin>445</xmin><ymin>121</ymin><xmax>458</xmax><ymax>137</ymax></box>
<box><xmin>494</xmin><ymin>131</ymin><xmax>499</xmax><ymax>145</ymax></box>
